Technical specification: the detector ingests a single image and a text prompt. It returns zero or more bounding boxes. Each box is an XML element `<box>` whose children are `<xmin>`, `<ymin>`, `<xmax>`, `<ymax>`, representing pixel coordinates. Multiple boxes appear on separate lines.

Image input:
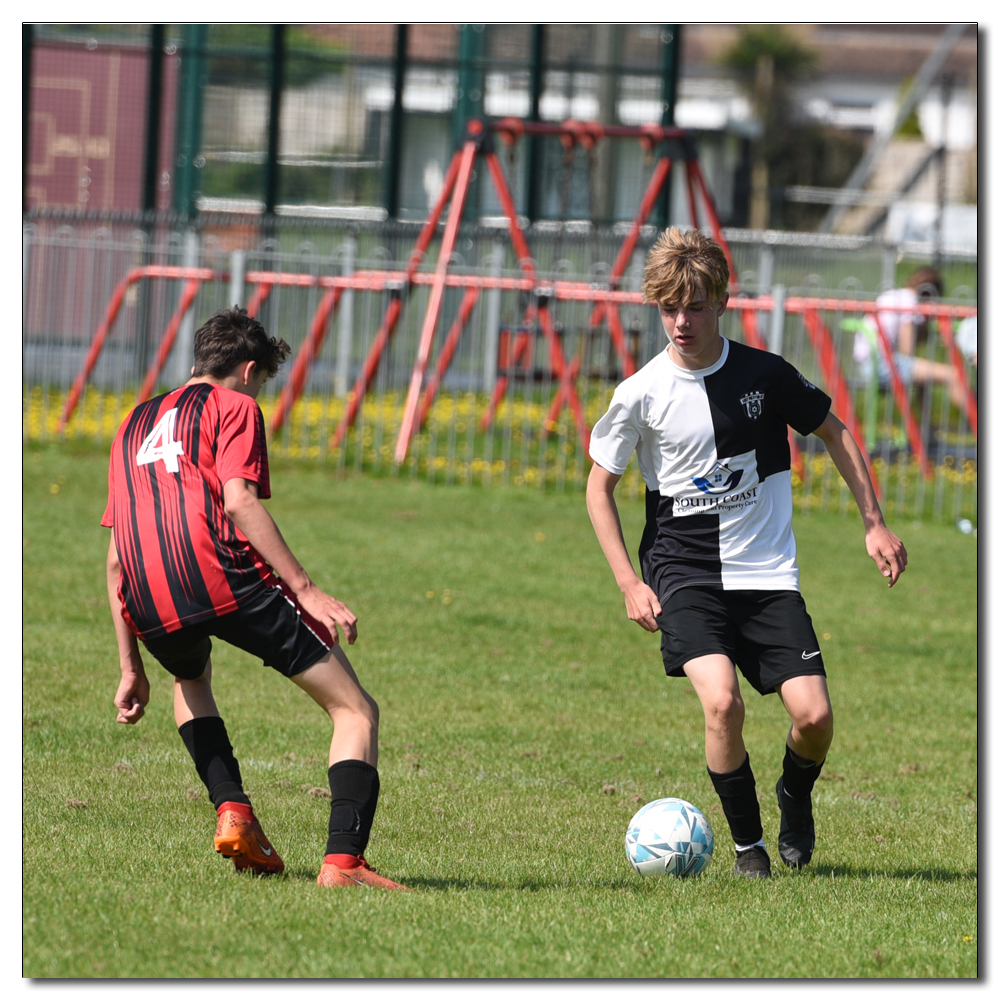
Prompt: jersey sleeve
<box><xmin>215</xmin><ymin>393</ymin><xmax>272</xmax><ymax>499</ymax></box>
<box><xmin>775</xmin><ymin>360</ymin><xmax>831</xmax><ymax>436</ymax></box>
<box><xmin>100</xmin><ymin>434</ymin><xmax>118</xmax><ymax>527</ymax></box>
<box><xmin>589</xmin><ymin>383</ymin><xmax>642</xmax><ymax>475</ymax></box>
<box><xmin>101</xmin><ymin>475</ymin><xmax>115</xmax><ymax>526</ymax></box>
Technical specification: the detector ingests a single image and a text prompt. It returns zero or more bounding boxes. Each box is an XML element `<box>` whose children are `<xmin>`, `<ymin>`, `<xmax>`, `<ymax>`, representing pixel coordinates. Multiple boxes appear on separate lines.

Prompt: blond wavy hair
<box><xmin>642</xmin><ymin>228</ymin><xmax>730</xmax><ymax>305</ymax></box>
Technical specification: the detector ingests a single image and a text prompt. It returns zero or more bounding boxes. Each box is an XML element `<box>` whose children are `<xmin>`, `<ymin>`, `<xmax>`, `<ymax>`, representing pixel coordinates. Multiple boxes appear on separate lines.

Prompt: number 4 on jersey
<box><xmin>136</xmin><ymin>408</ymin><xmax>185</xmax><ymax>473</ymax></box>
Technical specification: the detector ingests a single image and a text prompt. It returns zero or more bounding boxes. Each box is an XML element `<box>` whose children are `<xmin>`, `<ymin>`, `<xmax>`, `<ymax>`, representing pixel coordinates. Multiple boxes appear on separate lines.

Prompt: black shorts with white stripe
<box><xmin>141</xmin><ymin>579</ymin><xmax>335</xmax><ymax>680</ymax></box>
<box><xmin>655</xmin><ymin>586</ymin><xmax>825</xmax><ymax>696</ymax></box>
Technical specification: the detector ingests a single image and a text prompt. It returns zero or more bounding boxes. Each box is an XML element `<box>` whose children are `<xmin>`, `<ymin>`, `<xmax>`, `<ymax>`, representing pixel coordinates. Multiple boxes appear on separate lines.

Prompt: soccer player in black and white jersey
<box><xmin>587</xmin><ymin>228</ymin><xmax>907</xmax><ymax>877</ymax></box>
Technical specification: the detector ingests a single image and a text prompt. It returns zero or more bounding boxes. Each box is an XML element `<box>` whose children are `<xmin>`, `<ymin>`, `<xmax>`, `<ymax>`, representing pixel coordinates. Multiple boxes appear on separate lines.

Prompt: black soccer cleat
<box><xmin>776</xmin><ymin>776</ymin><xmax>815</xmax><ymax>868</ymax></box>
<box><xmin>733</xmin><ymin>845</ymin><xmax>771</xmax><ymax>878</ymax></box>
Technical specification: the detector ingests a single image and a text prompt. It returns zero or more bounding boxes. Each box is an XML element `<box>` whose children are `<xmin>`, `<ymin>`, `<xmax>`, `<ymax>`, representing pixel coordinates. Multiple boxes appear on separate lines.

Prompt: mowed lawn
<box><xmin>23</xmin><ymin>443</ymin><xmax>977</xmax><ymax>979</ymax></box>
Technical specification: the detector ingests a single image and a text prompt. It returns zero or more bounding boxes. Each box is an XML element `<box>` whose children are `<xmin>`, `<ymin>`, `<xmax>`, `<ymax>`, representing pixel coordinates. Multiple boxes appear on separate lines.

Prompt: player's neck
<box><xmin>666</xmin><ymin>334</ymin><xmax>725</xmax><ymax>371</ymax></box>
<box><xmin>185</xmin><ymin>374</ymin><xmax>247</xmax><ymax>393</ymax></box>
<box><xmin>186</xmin><ymin>374</ymin><xmax>231</xmax><ymax>389</ymax></box>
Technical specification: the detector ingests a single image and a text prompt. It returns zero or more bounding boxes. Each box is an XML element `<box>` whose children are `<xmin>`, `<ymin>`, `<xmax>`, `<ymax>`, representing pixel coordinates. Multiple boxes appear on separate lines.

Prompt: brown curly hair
<box><xmin>191</xmin><ymin>306</ymin><xmax>291</xmax><ymax>380</ymax></box>
<box><xmin>906</xmin><ymin>268</ymin><xmax>942</xmax><ymax>298</ymax></box>
<box><xmin>642</xmin><ymin>227</ymin><xmax>730</xmax><ymax>306</ymax></box>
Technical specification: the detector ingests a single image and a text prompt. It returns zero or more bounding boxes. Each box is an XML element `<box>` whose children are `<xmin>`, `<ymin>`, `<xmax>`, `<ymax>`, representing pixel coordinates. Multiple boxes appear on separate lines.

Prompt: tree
<box><xmin>719</xmin><ymin>25</ymin><xmax>818</xmax><ymax>230</ymax></box>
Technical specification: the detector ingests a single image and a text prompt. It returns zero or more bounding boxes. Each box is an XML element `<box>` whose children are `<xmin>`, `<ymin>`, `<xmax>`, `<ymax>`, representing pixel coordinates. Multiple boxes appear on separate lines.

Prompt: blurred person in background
<box><xmin>853</xmin><ymin>268</ymin><xmax>969</xmax><ymax>418</ymax></box>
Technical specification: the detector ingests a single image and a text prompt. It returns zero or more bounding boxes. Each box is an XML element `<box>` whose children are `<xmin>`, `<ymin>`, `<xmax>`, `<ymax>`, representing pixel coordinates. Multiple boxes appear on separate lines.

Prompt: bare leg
<box><xmin>174</xmin><ymin>657</ymin><xmax>220</xmax><ymax>726</ymax></box>
<box><xmin>683</xmin><ymin>654</ymin><xmax>747</xmax><ymax>773</ymax></box>
<box><xmin>291</xmin><ymin>646</ymin><xmax>379</xmax><ymax>767</ymax></box>
<box><xmin>775</xmin><ymin>673</ymin><xmax>834</xmax><ymax>762</ymax></box>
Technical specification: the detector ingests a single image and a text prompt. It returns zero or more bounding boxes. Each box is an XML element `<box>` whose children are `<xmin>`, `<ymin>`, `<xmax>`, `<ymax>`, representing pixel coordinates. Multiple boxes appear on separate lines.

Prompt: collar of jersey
<box><xmin>662</xmin><ymin>336</ymin><xmax>730</xmax><ymax>378</ymax></box>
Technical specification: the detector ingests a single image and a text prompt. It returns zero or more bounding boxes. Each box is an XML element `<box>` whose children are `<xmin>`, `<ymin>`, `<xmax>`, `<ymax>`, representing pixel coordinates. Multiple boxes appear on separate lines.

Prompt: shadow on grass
<box><xmin>395</xmin><ymin>876</ymin><xmax>665</xmax><ymax>892</ymax></box>
<box><xmin>228</xmin><ymin>864</ymin><xmax>978</xmax><ymax>889</ymax></box>
<box><xmin>271</xmin><ymin>870</ymin><xmax>625</xmax><ymax>892</ymax></box>
<box><xmin>805</xmin><ymin>863</ymin><xmax>977</xmax><ymax>881</ymax></box>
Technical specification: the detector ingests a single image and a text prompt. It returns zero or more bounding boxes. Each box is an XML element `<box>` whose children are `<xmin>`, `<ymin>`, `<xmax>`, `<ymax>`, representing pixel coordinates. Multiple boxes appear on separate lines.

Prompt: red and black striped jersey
<box><xmin>102</xmin><ymin>382</ymin><xmax>275</xmax><ymax>639</ymax></box>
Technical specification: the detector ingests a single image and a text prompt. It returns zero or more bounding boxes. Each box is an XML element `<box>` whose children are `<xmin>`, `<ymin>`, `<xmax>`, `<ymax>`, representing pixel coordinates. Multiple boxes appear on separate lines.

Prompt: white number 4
<box><xmin>136</xmin><ymin>408</ymin><xmax>185</xmax><ymax>474</ymax></box>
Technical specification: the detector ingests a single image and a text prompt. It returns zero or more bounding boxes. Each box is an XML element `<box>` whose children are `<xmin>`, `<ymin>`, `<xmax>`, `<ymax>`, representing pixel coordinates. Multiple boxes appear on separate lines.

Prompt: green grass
<box><xmin>23</xmin><ymin>443</ymin><xmax>978</xmax><ymax>978</ymax></box>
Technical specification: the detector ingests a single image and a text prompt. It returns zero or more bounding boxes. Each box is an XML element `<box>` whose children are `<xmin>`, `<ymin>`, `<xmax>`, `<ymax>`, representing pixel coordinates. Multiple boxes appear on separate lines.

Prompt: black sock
<box><xmin>781</xmin><ymin>745</ymin><xmax>824</xmax><ymax>801</ymax></box>
<box><xmin>326</xmin><ymin>760</ymin><xmax>380</xmax><ymax>857</ymax></box>
<box><xmin>708</xmin><ymin>753</ymin><xmax>763</xmax><ymax>847</ymax></box>
<box><xmin>178</xmin><ymin>716</ymin><xmax>251</xmax><ymax>811</ymax></box>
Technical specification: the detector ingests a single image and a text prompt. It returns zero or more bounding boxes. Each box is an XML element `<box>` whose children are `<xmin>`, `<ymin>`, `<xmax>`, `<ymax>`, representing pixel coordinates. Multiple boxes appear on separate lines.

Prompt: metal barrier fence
<box><xmin>23</xmin><ymin>223</ymin><xmax>977</xmax><ymax>524</ymax></box>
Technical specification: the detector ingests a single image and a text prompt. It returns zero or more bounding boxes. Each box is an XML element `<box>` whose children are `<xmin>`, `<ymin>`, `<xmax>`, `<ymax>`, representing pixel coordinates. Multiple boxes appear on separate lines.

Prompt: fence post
<box><xmin>335</xmin><ymin>234</ymin><xmax>356</xmax><ymax>397</ymax></box>
<box><xmin>174</xmin><ymin>24</ymin><xmax>207</xmax><ymax>217</ymax></box>
<box><xmin>768</xmin><ymin>283</ymin><xmax>785</xmax><ymax>356</ymax></box>
<box><xmin>757</xmin><ymin>244</ymin><xmax>774</xmax><ymax>294</ymax></box>
<box><xmin>482</xmin><ymin>239</ymin><xmax>504</xmax><ymax>391</ymax></box>
<box><xmin>172</xmin><ymin>230</ymin><xmax>200</xmax><ymax>384</ymax></box>
<box><xmin>655</xmin><ymin>24</ymin><xmax>681</xmax><ymax>227</ymax></box>
<box><xmin>264</xmin><ymin>25</ymin><xmax>285</xmax><ymax>224</ymax></box>
<box><xmin>384</xmin><ymin>25</ymin><xmax>408</xmax><ymax>220</ymax></box>
<box><xmin>526</xmin><ymin>26</ymin><xmax>545</xmax><ymax>224</ymax></box>
<box><xmin>143</xmin><ymin>26</ymin><xmax>166</xmax><ymax>216</ymax></box>
<box><xmin>229</xmin><ymin>250</ymin><xmax>245</xmax><ymax>309</ymax></box>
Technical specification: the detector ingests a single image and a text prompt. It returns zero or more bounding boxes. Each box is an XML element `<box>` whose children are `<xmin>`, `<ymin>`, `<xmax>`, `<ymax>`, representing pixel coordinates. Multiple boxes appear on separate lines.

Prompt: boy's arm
<box><xmin>107</xmin><ymin>536</ymin><xmax>149</xmax><ymax>724</ymax></box>
<box><xmin>586</xmin><ymin>462</ymin><xmax>662</xmax><ymax>631</ymax></box>
<box><xmin>897</xmin><ymin>318</ymin><xmax>917</xmax><ymax>356</ymax></box>
<box><xmin>812</xmin><ymin>411</ymin><xmax>908</xmax><ymax>587</ymax></box>
<box><xmin>223</xmin><ymin>477</ymin><xmax>358</xmax><ymax>644</ymax></box>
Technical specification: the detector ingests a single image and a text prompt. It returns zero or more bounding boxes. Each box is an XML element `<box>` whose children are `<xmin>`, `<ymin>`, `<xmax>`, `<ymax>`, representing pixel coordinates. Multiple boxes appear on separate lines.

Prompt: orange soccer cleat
<box><xmin>214</xmin><ymin>802</ymin><xmax>285</xmax><ymax>875</ymax></box>
<box><xmin>316</xmin><ymin>854</ymin><xmax>410</xmax><ymax>890</ymax></box>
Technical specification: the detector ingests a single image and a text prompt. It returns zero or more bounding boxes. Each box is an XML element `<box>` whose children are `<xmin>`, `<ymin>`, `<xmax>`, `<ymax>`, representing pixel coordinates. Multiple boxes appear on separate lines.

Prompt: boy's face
<box><xmin>658</xmin><ymin>286</ymin><xmax>729</xmax><ymax>369</ymax></box>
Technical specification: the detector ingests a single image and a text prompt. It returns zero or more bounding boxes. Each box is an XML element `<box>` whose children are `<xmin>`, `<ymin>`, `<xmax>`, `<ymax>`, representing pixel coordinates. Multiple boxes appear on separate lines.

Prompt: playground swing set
<box><xmin>57</xmin><ymin>117</ymin><xmax>977</xmax><ymax>500</ymax></box>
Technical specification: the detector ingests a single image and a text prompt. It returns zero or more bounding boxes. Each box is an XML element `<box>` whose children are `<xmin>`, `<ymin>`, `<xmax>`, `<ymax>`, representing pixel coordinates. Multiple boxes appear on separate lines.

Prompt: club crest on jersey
<box><xmin>692</xmin><ymin>461</ymin><xmax>744</xmax><ymax>496</ymax></box>
<box><xmin>740</xmin><ymin>391</ymin><xmax>765</xmax><ymax>419</ymax></box>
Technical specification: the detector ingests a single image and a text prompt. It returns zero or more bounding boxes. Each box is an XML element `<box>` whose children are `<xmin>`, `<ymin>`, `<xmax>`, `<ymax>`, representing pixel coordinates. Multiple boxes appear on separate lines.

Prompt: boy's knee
<box><xmin>340</xmin><ymin>692</ymin><xmax>378</xmax><ymax>730</ymax></box>
<box><xmin>704</xmin><ymin>690</ymin><xmax>745</xmax><ymax>731</ymax></box>
<box><xmin>796</xmin><ymin>705</ymin><xmax>834</xmax><ymax>740</ymax></box>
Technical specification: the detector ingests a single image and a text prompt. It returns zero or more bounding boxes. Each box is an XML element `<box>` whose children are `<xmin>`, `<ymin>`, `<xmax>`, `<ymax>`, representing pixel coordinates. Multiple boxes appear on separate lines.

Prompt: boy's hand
<box><xmin>621</xmin><ymin>579</ymin><xmax>663</xmax><ymax>632</ymax></box>
<box><xmin>865</xmin><ymin>523</ymin><xmax>908</xmax><ymax>587</ymax></box>
<box><xmin>114</xmin><ymin>670</ymin><xmax>149</xmax><ymax>724</ymax></box>
<box><xmin>298</xmin><ymin>584</ymin><xmax>358</xmax><ymax>645</ymax></box>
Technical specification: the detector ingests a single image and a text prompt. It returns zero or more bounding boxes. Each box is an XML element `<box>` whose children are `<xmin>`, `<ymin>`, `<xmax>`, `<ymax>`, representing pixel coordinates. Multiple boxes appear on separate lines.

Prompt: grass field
<box><xmin>22</xmin><ymin>443</ymin><xmax>977</xmax><ymax>979</ymax></box>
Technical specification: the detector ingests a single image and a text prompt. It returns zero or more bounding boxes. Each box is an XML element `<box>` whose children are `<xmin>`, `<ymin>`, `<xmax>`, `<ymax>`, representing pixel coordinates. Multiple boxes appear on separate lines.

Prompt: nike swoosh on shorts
<box><xmin>801</xmin><ymin>651</ymin><xmax>821</xmax><ymax>659</ymax></box>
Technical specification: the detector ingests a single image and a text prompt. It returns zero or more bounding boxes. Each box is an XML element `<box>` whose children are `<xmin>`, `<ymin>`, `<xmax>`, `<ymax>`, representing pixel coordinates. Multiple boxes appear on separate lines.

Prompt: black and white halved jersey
<box><xmin>589</xmin><ymin>338</ymin><xmax>831</xmax><ymax>603</ymax></box>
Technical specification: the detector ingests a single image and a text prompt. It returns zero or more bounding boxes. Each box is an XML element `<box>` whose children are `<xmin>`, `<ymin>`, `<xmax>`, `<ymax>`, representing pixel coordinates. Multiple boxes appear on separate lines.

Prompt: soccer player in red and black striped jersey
<box><xmin>103</xmin><ymin>306</ymin><xmax>408</xmax><ymax>890</ymax></box>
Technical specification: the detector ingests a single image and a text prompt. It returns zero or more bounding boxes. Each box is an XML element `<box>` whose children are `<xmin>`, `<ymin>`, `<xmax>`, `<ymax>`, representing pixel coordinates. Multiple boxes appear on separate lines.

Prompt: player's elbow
<box><xmin>224</xmin><ymin>495</ymin><xmax>252</xmax><ymax>522</ymax></box>
<box><xmin>813</xmin><ymin>411</ymin><xmax>846</xmax><ymax>445</ymax></box>
<box><xmin>223</xmin><ymin>482</ymin><xmax>257</xmax><ymax>521</ymax></box>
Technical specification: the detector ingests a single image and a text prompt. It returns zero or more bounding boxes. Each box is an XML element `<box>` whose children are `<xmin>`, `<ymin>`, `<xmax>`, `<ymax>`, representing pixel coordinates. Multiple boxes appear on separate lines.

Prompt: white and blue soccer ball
<box><xmin>625</xmin><ymin>797</ymin><xmax>714</xmax><ymax>878</ymax></box>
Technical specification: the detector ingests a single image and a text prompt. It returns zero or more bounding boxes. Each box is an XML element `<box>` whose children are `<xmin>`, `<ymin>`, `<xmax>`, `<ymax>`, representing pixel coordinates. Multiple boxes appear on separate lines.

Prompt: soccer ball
<box><xmin>625</xmin><ymin>797</ymin><xmax>714</xmax><ymax>877</ymax></box>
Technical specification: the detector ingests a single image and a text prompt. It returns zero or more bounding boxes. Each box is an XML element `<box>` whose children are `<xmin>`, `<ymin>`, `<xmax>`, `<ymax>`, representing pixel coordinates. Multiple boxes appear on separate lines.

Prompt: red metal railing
<box><xmin>58</xmin><ymin>265</ymin><xmax>216</xmax><ymax>432</ymax></box>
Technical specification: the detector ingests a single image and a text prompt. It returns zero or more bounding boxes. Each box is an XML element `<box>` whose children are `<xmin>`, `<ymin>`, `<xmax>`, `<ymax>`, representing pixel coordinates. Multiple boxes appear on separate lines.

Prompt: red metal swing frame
<box><xmin>323</xmin><ymin>117</ymin><xmax>751</xmax><ymax>465</ymax></box>
<box><xmin>57</xmin><ymin>117</ymin><xmax>975</xmax><ymax>496</ymax></box>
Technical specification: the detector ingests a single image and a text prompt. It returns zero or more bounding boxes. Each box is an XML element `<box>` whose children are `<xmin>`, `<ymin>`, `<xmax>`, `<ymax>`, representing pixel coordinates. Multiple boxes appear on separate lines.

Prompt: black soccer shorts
<box><xmin>141</xmin><ymin>580</ymin><xmax>335</xmax><ymax>681</ymax></box>
<box><xmin>655</xmin><ymin>586</ymin><xmax>825</xmax><ymax>696</ymax></box>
